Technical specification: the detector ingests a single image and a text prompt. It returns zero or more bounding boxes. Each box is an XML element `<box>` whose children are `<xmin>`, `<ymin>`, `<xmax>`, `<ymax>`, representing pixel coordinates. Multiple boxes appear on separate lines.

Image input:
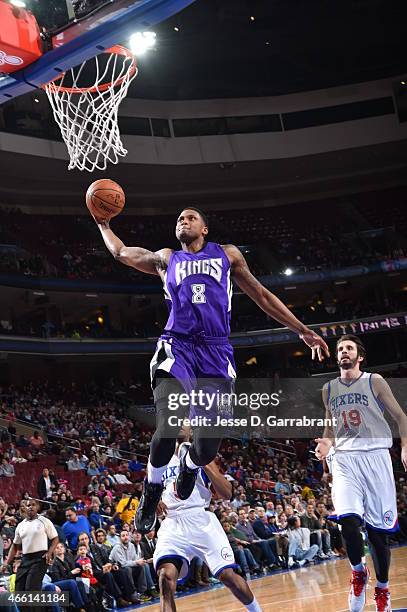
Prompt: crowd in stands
<box><xmin>0</xmin><ymin>380</ymin><xmax>154</xmax><ymax>454</ymax></box>
<box><xmin>1</xmin><ymin>284</ymin><xmax>406</xmax><ymax>341</ymax></box>
<box><xmin>0</xmin><ymin>189</ymin><xmax>406</xmax><ymax>340</ymax></box>
<box><xmin>0</xmin><ymin>295</ymin><xmax>400</xmax><ymax>340</ymax></box>
<box><xmin>0</xmin><ymin>377</ymin><xmax>406</xmax><ymax>609</ymax></box>
<box><xmin>0</xmin><ymin>189</ymin><xmax>406</xmax><ymax>285</ymax></box>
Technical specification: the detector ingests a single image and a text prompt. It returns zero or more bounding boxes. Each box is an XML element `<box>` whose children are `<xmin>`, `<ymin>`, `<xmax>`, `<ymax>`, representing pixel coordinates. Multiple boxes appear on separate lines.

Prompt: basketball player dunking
<box><xmin>315</xmin><ymin>334</ymin><xmax>407</xmax><ymax>612</ymax></box>
<box><xmin>154</xmin><ymin>435</ymin><xmax>263</xmax><ymax>612</ymax></box>
<box><xmin>94</xmin><ymin>208</ymin><xmax>329</xmax><ymax>533</ymax></box>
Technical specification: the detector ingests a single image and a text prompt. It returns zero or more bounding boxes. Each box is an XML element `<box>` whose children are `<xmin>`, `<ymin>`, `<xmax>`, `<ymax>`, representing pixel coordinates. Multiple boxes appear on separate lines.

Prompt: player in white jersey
<box><xmin>315</xmin><ymin>334</ymin><xmax>407</xmax><ymax>612</ymax></box>
<box><xmin>151</xmin><ymin>441</ymin><xmax>263</xmax><ymax>612</ymax></box>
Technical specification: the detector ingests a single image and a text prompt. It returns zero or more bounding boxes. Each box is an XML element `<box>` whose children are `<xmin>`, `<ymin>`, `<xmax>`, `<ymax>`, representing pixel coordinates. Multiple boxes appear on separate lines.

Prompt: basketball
<box><xmin>86</xmin><ymin>179</ymin><xmax>125</xmax><ymax>220</ymax></box>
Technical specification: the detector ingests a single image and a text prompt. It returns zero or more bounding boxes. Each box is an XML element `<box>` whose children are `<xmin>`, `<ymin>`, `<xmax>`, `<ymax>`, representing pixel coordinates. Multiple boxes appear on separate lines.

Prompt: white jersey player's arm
<box><xmin>315</xmin><ymin>383</ymin><xmax>335</xmax><ymax>460</ymax></box>
<box><xmin>94</xmin><ymin>217</ymin><xmax>172</xmax><ymax>275</ymax></box>
<box><xmin>203</xmin><ymin>461</ymin><xmax>232</xmax><ymax>500</ymax></box>
<box><xmin>371</xmin><ymin>373</ymin><xmax>407</xmax><ymax>470</ymax></box>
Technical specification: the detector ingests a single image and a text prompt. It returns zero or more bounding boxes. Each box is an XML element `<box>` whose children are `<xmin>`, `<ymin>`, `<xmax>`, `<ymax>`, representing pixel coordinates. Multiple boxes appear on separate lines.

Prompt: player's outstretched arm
<box><xmin>224</xmin><ymin>244</ymin><xmax>329</xmax><ymax>361</ymax></box>
<box><xmin>95</xmin><ymin>218</ymin><xmax>171</xmax><ymax>275</ymax></box>
<box><xmin>371</xmin><ymin>373</ymin><xmax>407</xmax><ymax>471</ymax></box>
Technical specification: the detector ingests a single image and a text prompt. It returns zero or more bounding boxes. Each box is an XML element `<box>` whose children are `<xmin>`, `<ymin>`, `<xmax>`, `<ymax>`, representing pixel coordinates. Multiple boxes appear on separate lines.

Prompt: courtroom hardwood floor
<box><xmin>138</xmin><ymin>546</ymin><xmax>407</xmax><ymax>611</ymax></box>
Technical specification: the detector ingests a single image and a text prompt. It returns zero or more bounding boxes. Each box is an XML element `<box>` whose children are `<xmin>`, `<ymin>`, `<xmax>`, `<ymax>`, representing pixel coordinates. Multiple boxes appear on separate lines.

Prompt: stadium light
<box><xmin>284</xmin><ymin>268</ymin><xmax>294</xmax><ymax>276</ymax></box>
<box><xmin>245</xmin><ymin>356</ymin><xmax>257</xmax><ymax>365</ymax></box>
<box><xmin>129</xmin><ymin>31</ymin><xmax>157</xmax><ymax>56</ymax></box>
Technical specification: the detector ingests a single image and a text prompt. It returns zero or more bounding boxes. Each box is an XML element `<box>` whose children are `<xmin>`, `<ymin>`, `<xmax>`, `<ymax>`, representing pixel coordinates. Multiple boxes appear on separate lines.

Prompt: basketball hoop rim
<box><xmin>41</xmin><ymin>45</ymin><xmax>137</xmax><ymax>94</ymax></box>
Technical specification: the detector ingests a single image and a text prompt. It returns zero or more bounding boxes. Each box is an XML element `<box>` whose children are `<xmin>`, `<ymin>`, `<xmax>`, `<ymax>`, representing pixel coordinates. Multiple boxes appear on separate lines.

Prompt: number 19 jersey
<box><xmin>327</xmin><ymin>372</ymin><xmax>392</xmax><ymax>452</ymax></box>
<box><xmin>163</xmin><ymin>242</ymin><xmax>232</xmax><ymax>338</ymax></box>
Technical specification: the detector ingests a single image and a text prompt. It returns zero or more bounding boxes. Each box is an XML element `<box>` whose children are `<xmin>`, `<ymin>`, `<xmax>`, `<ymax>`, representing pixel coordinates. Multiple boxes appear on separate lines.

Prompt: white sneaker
<box><xmin>288</xmin><ymin>557</ymin><xmax>295</xmax><ymax>568</ymax></box>
<box><xmin>348</xmin><ymin>567</ymin><xmax>370</xmax><ymax>612</ymax></box>
<box><xmin>374</xmin><ymin>587</ymin><xmax>391</xmax><ymax>612</ymax></box>
<box><xmin>298</xmin><ymin>560</ymin><xmax>306</xmax><ymax>567</ymax></box>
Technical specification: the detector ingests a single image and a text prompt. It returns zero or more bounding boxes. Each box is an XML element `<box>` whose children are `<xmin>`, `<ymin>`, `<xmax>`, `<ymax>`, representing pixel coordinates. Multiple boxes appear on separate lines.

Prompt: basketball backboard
<box><xmin>0</xmin><ymin>0</ymin><xmax>197</xmax><ymax>102</ymax></box>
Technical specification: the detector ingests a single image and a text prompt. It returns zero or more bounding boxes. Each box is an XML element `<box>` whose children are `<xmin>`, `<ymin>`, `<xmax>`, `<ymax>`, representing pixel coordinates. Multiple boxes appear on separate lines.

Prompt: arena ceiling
<box><xmin>128</xmin><ymin>0</ymin><xmax>406</xmax><ymax>100</ymax></box>
<box><xmin>27</xmin><ymin>0</ymin><xmax>407</xmax><ymax>100</ymax></box>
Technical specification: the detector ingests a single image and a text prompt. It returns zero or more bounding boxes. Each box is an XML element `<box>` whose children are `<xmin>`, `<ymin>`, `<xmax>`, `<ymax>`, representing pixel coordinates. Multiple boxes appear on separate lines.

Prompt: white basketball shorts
<box><xmin>332</xmin><ymin>449</ymin><xmax>398</xmax><ymax>532</ymax></box>
<box><xmin>153</xmin><ymin>508</ymin><xmax>236</xmax><ymax>580</ymax></box>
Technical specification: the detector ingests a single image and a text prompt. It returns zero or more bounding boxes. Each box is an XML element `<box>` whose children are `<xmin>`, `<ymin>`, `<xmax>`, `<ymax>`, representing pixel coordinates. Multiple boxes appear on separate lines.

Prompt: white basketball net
<box><xmin>43</xmin><ymin>46</ymin><xmax>138</xmax><ymax>172</ymax></box>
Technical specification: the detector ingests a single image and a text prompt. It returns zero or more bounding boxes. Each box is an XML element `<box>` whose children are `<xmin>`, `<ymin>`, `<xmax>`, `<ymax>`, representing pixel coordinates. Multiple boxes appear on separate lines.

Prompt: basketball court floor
<box><xmin>139</xmin><ymin>546</ymin><xmax>407</xmax><ymax>611</ymax></box>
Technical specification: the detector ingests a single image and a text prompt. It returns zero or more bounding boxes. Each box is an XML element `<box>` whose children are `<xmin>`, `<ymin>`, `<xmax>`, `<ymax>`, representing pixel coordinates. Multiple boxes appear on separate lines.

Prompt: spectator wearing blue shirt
<box><xmin>72</xmin><ymin>498</ymin><xmax>86</xmax><ymax>513</ymax></box>
<box><xmin>88</xmin><ymin>500</ymin><xmax>106</xmax><ymax>531</ymax></box>
<box><xmin>128</xmin><ymin>455</ymin><xmax>144</xmax><ymax>473</ymax></box>
<box><xmin>106</xmin><ymin>524</ymin><xmax>120</xmax><ymax>548</ymax></box>
<box><xmin>274</xmin><ymin>474</ymin><xmax>291</xmax><ymax>499</ymax></box>
<box><xmin>265</xmin><ymin>501</ymin><xmax>276</xmax><ymax>517</ymax></box>
<box><xmin>67</xmin><ymin>454</ymin><xmax>85</xmax><ymax>472</ymax></box>
<box><xmin>237</xmin><ymin>509</ymin><xmax>279</xmax><ymax>569</ymax></box>
<box><xmin>253</xmin><ymin>508</ymin><xmax>288</xmax><ymax>563</ymax></box>
<box><xmin>45</xmin><ymin>509</ymin><xmax>66</xmax><ymax>544</ymax></box>
<box><xmin>86</xmin><ymin>461</ymin><xmax>100</xmax><ymax>477</ymax></box>
<box><xmin>253</xmin><ymin>507</ymin><xmax>278</xmax><ymax>540</ymax></box>
<box><xmin>62</xmin><ymin>507</ymin><xmax>91</xmax><ymax>552</ymax></box>
<box><xmin>267</xmin><ymin>516</ymin><xmax>281</xmax><ymax>533</ymax></box>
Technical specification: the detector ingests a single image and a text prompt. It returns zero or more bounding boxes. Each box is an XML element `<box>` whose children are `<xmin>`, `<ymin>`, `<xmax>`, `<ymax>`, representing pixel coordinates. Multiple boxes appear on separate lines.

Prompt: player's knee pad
<box><xmin>366</xmin><ymin>526</ymin><xmax>390</xmax><ymax>549</ymax></box>
<box><xmin>366</xmin><ymin>526</ymin><xmax>391</xmax><ymax>561</ymax></box>
<box><xmin>339</xmin><ymin>516</ymin><xmax>364</xmax><ymax>565</ymax></box>
<box><xmin>153</xmin><ymin>375</ymin><xmax>186</xmax><ymax>436</ymax></box>
<box><xmin>366</xmin><ymin>526</ymin><xmax>391</xmax><ymax>583</ymax></box>
<box><xmin>189</xmin><ymin>434</ymin><xmax>221</xmax><ymax>466</ymax></box>
<box><xmin>153</xmin><ymin>374</ymin><xmax>185</xmax><ymax>408</ymax></box>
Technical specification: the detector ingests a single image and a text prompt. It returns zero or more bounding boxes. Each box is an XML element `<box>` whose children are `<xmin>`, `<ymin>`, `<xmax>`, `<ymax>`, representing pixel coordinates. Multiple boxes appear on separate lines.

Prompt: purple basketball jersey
<box><xmin>163</xmin><ymin>242</ymin><xmax>232</xmax><ymax>337</ymax></box>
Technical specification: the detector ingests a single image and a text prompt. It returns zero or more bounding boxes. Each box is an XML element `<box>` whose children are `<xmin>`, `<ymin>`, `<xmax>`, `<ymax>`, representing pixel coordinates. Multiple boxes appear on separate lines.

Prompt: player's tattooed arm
<box><xmin>203</xmin><ymin>461</ymin><xmax>233</xmax><ymax>500</ymax></box>
<box><xmin>315</xmin><ymin>383</ymin><xmax>335</xmax><ymax>460</ymax></box>
<box><xmin>95</xmin><ymin>218</ymin><xmax>172</xmax><ymax>275</ymax></box>
<box><xmin>371</xmin><ymin>374</ymin><xmax>407</xmax><ymax>470</ymax></box>
<box><xmin>223</xmin><ymin>244</ymin><xmax>329</xmax><ymax>361</ymax></box>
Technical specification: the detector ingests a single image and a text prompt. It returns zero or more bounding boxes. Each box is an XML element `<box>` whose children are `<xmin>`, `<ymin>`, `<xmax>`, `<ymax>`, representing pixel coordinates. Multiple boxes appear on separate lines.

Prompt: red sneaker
<box><xmin>374</xmin><ymin>587</ymin><xmax>391</xmax><ymax>612</ymax></box>
<box><xmin>348</xmin><ymin>566</ymin><xmax>370</xmax><ymax>612</ymax></box>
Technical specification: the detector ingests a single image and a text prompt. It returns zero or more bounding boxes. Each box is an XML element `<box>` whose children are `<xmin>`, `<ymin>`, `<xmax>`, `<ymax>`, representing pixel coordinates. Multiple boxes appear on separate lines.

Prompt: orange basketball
<box><xmin>86</xmin><ymin>179</ymin><xmax>125</xmax><ymax>220</ymax></box>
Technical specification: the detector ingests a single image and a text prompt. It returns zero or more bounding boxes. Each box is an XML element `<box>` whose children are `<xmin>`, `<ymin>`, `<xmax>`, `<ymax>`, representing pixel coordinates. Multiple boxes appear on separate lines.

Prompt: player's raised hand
<box><xmin>299</xmin><ymin>329</ymin><xmax>330</xmax><ymax>361</ymax></box>
<box><xmin>91</xmin><ymin>212</ymin><xmax>109</xmax><ymax>226</ymax></box>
